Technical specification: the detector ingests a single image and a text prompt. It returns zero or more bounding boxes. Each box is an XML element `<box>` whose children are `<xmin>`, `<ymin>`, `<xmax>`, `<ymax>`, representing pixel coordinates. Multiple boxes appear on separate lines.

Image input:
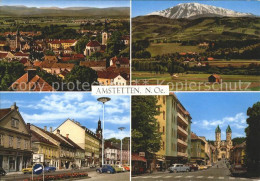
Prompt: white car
<box><xmin>117</xmin><ymin>165</ymin><xmax>126</xmax><ymax>172</ymax></box>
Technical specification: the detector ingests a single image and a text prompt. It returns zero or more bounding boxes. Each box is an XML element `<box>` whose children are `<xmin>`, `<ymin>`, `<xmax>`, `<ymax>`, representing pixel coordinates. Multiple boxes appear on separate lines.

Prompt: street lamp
<box><xmin>97</xmin><ymin>97</ymin><xmax>111</xmax><ymax>166</ymax></box>
<box><xmin>118</xmin><ymin>127</ymin><xmax>125</xmax><ymax>165</ymax></box>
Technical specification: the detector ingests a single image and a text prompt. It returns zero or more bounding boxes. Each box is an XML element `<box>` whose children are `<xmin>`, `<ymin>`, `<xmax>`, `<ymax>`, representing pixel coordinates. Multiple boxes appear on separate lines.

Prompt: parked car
<box><xmin>187</xmin><ymin>164</ymin><xmax>198</xmax><ymax>172</ymax></box>
<box><xmin>168</xmin><ymin>164</ymin><xmax>190</xmax><ymax>173</ymax></box>
<box><xmin>230</xmin><ymin>164</ymin><xmax>247</xmax><ymax>176</ymax></box>
<box><xmin>112</xmin><ymin>165</ymin><xmax>124</xmax><ymax>173</ymax></box>
<box><xmin>123</xmin><ymin>165</ymin><xmax>130</xmax><ymax>171</ymax></box>
<box><xmin>44</xmin><ymin>165</ymin><xmax>56</xmax><ymax>172</ymax></box>
<box><xmin>198</xmin><ymin>165</ymin><xmax>207</xmax><ymax>170</ymax></box>
<box><xmin>96</xmin><ymin>165</ymin><xmax>115</xmax><ymax>174</ymax></box>
<box><xmin>22</xmin><ymin>166</ymin><xmax>33</xmax><ymax>174</ymax></box>
<box><xmin>0</xmin><ymin>168</ymin><xmax>6</xmax><ymax>176</ymax></box>
<box><xmin>117</xmin><ymin>165</ymin><xmax>126</xmax><ymax>172</ymax></box>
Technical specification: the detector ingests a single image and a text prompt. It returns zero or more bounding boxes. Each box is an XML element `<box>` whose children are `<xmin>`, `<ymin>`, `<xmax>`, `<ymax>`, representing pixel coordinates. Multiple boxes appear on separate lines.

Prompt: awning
<box><xmin>132</xmin><ymin>153</ymin><xmax>147</xmax><ymax>162</ymax></box>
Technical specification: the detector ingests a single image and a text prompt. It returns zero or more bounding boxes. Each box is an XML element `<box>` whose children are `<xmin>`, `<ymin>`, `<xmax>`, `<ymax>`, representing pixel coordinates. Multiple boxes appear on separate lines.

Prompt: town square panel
<box><xmin>0</xmin><ymin>0</ymin><xmax>130</xmax><ymax>91</ymax></box>
<box><xmin>0</xmin><ymin>92</ymin><xmax>130</xmax><ymax>180</ymax></box>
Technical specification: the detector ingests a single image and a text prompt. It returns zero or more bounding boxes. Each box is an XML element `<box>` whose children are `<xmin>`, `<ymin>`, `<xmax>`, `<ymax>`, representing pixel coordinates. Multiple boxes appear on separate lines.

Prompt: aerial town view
<box><xmin>132</xmin><ymin>1</ymin><xmax>260</xmax><ymax>91</ymax></box>
<box><xmin>132</xmin><ymin>93</ymin><xmax>260</xmax><ymax>181</ymax></box>
<box><xmin>0</xmin><ymin>0</ymin><xmax>130</xmax><ymax>91</ymax></box>
<box><xmin>0</xmin><ymin>93</ymin><xmax>130</xmax><ymax>180</ymax></box>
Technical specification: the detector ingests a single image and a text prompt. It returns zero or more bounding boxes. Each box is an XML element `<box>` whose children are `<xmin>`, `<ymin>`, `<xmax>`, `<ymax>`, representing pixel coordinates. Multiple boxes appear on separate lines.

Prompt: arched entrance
<box><xmin>222</xmin><ymin>154</ymin><xmax>226</xmax><ymax>159</ymax></box>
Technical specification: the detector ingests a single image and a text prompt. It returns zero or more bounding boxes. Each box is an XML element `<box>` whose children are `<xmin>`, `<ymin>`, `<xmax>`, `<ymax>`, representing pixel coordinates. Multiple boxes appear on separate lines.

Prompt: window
<box><xmin>163</xmin><ymin>96</ymin><xmax>166</xmax><ymax>105</ymax></box>
<box><xmin>163</xmin><ymin>141</ymin><xmax>165</xmax><ymax>150</ymax></box>
<box><xmin>11</xmin><ymin>118</ymin><xmax>19</xmax><ymax>128</ymax></box>
<box><xmin>9</xmin><ymin>136</ymin><xmax>14</xmax><ymax>147</ymax></box>
<box><xmin>163</xmin><ymin>111</ymin><xmax>165</xmax><ymax>120</ymax></box>
<box><xmin>17</xmin><ymin>137</ymin><xmax>21</xmax><ymax>148</ymax></box>
<box><xmin>24</xmin><ymin>139</ymin><xmax>29</xmax><ymax>149</ymax></box>
<box><xmin>0</xmin><ymin>134</ymin><xmax>3</xmax><ymax>146</ymax></box>
<box><xmin>163</xmin><ymin>126</ymin><xmax>165</xmax><ymax>135</ymax></box>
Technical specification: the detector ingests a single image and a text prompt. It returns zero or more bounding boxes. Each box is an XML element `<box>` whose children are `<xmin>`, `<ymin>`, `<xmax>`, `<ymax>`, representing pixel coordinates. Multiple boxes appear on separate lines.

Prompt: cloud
<box><xmin>105</xmin><ymin>116</ymin><xmax>130</xmax><ymax>125</ymax></box>
<box><xmin>103</xmin><ymin>129</ymin><xmax>130</xmax><ymax>139</ymax></box>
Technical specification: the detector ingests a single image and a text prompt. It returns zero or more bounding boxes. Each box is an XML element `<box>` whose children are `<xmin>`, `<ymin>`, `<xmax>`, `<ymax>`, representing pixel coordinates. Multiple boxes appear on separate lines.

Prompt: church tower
<box><xmin>96</xmin><ymin>117</ymin><xmax>102</xmax><ymax>139</ymax></box>
<box><xmin>16</xmin><ymin>29</ymin><xmax>20</xmax><ymax>50</ymax></box>
<box><xmin>215</xmin><ymin>125</ymin><xmax>221</xmax><ymax>143</ymax></box>
<box><xmin>226</xmin><ymin>125</ymin><xmax>232</xmax><ymax>146</ymax></box>
<box><xmin>102</xmin><ymin>32</ymin><xmax>108</xmax><ymax>45</ymax></box>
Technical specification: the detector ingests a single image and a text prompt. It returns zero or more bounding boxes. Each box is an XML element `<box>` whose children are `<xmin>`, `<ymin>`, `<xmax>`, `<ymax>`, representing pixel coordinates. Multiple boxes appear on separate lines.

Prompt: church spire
<box><xmin>215</xmin><ymin>125</ymin><xmax>221</xmax><ymax>133</ymax></box>
<box><xmin>226</xmin><ymin>125</ymin><xmax>232</xmax><ymax>133</ymax></box>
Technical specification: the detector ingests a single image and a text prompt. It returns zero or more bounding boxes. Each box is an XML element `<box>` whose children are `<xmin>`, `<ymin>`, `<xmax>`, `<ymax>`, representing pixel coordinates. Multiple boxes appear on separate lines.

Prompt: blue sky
<box><xmin>176</xmin><ymin>93</ymin><xmax>260</xmax><ymax>140</ymax></box>
<box><xmin>132</xmin><ymin>1</ymin><xmax>260</xmax><ymax>17</ymax></box>
<box><xmin>0</xmin><ymin>93</ymin><xmax>130</xmax><ymax>139</ymax></box>
<box><xmin>0</xmin><ymin>0</ymin><xmax>130</xmax><ymax>8</ymax></box>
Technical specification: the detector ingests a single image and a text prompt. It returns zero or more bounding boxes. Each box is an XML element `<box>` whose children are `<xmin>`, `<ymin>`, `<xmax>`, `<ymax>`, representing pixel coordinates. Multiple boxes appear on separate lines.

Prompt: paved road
<box><xmin>0</xmin><ymin>169</ymin><xmax>130</xmax><ymax>181</ymax></box>
<box><xmin>132</xmin><ymin>160</ymin><xmax>260</xmax><ymax>181</ymax></box>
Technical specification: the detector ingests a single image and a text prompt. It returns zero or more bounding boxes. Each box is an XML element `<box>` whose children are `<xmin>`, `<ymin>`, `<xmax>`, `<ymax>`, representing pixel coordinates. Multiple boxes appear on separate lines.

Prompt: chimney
<box><xmin>44</xmin><ymin>126</ymin><xmax>47</xmax><ymax>131</ymax></box>
<box><xmin>27</xmin><ymin>68</ymin><xmax>36</xmax><ymax>82</ymax></box>
<box><xmin>66</xmin><ymin>134</ymin><xmax>69</xmax><ymax>139</ymax></box>
<box><xmin>27</xmin><ymin>123</ymin><xmax>30</xmax><ymax>130</ymax></box>
<box><xmin>49</xmin><ymin>127</ymin><xmax>52</xmax><ymax>132</ymax></box>
<box><xmin>57</xmin><ymin>129</ymin><xmax>60</xmax><ymax>135</ymax></box>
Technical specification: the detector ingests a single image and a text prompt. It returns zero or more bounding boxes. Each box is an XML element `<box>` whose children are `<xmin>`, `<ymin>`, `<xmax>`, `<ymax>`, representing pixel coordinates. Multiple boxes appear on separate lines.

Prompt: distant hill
<box><xmin>0</xmin><ymin>6</ymin><xmax>130</xmax><ymax>17</ymax></box>
<box><xmin>148</xmin><ymin>3</ymin><xmax>254</xmax><ymax>19</ymax></box>
<box><xmin>133</xmin><ymin>15</ymin><xmax>260</xmax><ymax>41</ymax></box>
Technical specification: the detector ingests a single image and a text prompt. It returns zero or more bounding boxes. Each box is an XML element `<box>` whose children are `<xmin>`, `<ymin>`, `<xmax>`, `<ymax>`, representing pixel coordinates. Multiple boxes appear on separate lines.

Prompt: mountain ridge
<box><xmin>148</xmin><ymin>3</ymin><xmax>254</xmax><ymax>19</ymax></box>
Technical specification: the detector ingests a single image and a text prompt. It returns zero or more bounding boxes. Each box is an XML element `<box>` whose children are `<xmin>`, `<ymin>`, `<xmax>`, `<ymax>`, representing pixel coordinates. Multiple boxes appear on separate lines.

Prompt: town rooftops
<box><xmin>80</xmin><ymin>61</ymin><xmax>106</xmax><ymax>67</ymax></box>
<box><xmin>110</xmin><ymin>56</ymin><xmax>129</xmax><ymax>65</ymax></box>
<box><xmin>51</xmin><ymin>63</ymin><xmax>75</xmax><ymax>69</ymax></box>
<box><xmin>49</xmin><ymin>39</ymin><xmax>77</xmax><ymax>44</ymax></box>
<box><xmin>10</xmin><ymin>70</ymin><xmax>54</xmax><ymax>91</ymax></box>
<box><xmin>14</xmin><ymin>52</ymin><xmax>29</xmax><ymax>57</ymax></box>
<box><xmin>0</xmin><ymin>52</ymin><xmax>8</xmax><ymax>59</ymax></box>
<box><xmin>86</xmin><ymin>40</ymin><xmax>101</xmax><ymax>47</ymax></box>
<box><xmin>97</xmin><ymin>71</ymin><xmax>121</xmax><ymax>79</ymax></box>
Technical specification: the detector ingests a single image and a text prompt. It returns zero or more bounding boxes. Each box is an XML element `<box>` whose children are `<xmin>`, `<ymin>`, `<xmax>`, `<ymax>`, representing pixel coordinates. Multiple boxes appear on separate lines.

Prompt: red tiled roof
<box><xmin>0</xmin><ymin>52</ymin><xmax>8</xmax><ymax>58</ymax></box>
<box><xmin>10</xmin><ymin>73</ymin><xmax>54</xmax><ymax>91</ymax></box>
<box><xmin>59</xmin><ymin>134</ymin><xmax>84</xmax><ymax>151</ymax></box>
<box><xmin>210</xmin><ymin>74</ymin><xmax>221</xmax><ymax>79</ymax></box>
<box><xmin>191</xmin><ymin>132</ymin><xmax>199</xmax><ymax>140</ymax></box>
<box><xmin>51</xmin><ymin>63</ymin><xmax>74</xmax><ymax>69</ymax></box>
<box><xmin>0</xmin><ymin>108</ymin><xmax>12</xmax><ymax>120</ymax></box>
<box><xmin>14</xmin><ymin>52</ymin><xmax>29</xmax><ymax>57</ymax></box>
<box><xmin>33</xmin><ymin>61</ymin><xmax>42</xmax><ymax>67</ymax></box>
<box><xmin>19</xmin><ymin>58</ymin><xmax>29</xmax><ymax>64</ymax></box>
<box><xmin>121</xmin><ymin>35</ymin><xmax>130</xmax><ymax>40</ymax></box>
<box><xmin>111</xmin><ymin>56</ymin><xmax>129</xmax><ymax>65</ymax></box>
<box><xmin>86</xmin><ymin>40</ymin><xmax>101</xmax><ymax>47</ymax></box>
<box><xmin>97</xmin><ymin>71</ymin><xmax>120</xmax><ymax>79</ymax></box>
<box><xmin>80</xmin><ymin>61</ymin><xmax>106</xmax><ymax>67</ymax></box>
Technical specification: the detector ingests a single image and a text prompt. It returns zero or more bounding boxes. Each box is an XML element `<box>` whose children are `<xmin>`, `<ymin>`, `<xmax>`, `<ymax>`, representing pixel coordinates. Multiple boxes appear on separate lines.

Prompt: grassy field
<box><xmin>146</xmin><ymin>43</ymin><xmax>205</xmax><ymax>56</ymax></box>
<box><xmin>189</xmin><ymin>59</ymin><xmax>260</xmax><ymax>67</ymax></box>
<box><xmin>132</xmin><ymin>71</ymin><xmax>260</xmax><ymax>91</ymax></box>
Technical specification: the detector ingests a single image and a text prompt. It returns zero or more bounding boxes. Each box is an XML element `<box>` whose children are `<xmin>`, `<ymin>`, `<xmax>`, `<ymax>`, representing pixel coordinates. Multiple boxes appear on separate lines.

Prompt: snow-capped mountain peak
<box><xmin>148</xmin><ymin>3</ymin><xmax>253</xmax><ymax>19</ymax></box>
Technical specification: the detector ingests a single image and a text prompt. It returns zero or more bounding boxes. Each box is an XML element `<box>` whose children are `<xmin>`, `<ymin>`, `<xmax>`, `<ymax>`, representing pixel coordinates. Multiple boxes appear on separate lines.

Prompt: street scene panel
<box><xmin>132</xmin><ymin>1</ymin><xmax>260</xmax><ymax>91</ymax></box>
<box><xmin>132</xmin><ymin>93</ymin><xmax>260</xmax><ymax>181</ymax></box>
<box><xmin>0</xmin><ymin>0</ymin><xmax>130</xmax><ymax>91</ymax></box>
<box><xmin>0</xmin><ymin>93</ymin><xmax>130</xmax><ymax>180</ymax></box>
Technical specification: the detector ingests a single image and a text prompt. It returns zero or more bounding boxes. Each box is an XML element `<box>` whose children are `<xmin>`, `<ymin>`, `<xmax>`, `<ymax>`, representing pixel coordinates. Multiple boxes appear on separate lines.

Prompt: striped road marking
<box><xmin>208</xmin><ymin>176</ymin><xmax>214</xmax><ymax>179</ymax></box>
<box><xmin>197</xmin><ymin>176</ymin><xmax>204</xmax><ymax>178</ymax></box>
<box><xmin>152</xmin><ymin>176</ymin><xmax>162</xmax><ymax>178</ymax></box>
<box><xmin>185</xmin><ymin>176</ymin><xmax>193</xmax><ymax>178</ymax></box>
<box><xmin>175</xmin><ymin>176</ymin><xmax>183</xmax><ymax>178</ymax></box>
<box><xmin>218</xmin><ymin>177</ymin><xmax>224</xmax><ymax>179</ymax></box>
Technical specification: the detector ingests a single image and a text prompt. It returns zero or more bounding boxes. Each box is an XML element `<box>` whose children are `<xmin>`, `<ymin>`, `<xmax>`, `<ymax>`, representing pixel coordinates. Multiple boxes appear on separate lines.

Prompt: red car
<box><xmin>123</xmin><ymin>165</ymin><xmax>130</xmax><ymax>171</ymax></box>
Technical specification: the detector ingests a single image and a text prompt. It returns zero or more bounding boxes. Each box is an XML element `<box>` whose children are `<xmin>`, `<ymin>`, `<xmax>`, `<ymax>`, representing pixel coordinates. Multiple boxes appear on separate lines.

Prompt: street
<box><xmin>0</xmin><ymin>168</ymin><xmax>130</xmax><ymax>181</ymax></box>
<box><xmin>132</xmin><ymin>160</ymin><xmax>260</xmax><ymax>181</ymax></box>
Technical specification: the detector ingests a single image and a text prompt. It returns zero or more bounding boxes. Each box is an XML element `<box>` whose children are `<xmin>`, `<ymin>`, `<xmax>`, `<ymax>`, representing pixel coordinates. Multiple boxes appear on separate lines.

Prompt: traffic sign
<box><xmin>33</xmin><ymin>164</ymin><xmax>43</xmax><ymax>175</ymax></box>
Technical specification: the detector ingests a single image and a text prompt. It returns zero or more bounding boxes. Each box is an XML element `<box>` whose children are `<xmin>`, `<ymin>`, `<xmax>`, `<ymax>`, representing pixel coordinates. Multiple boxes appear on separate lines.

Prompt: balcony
<box><xmin>177</xmin><ymin>152</ymin><xmax>188</xmax><ymax>157</ymax></box>
<box><xmin>177</xmin><ymin>126</ymin><xmax>188</xmax><ymax>136</ymax></box>
<box><xmin>177</xmin><ymin>113</ymin><xmax>188</xmax><ymax>126</ymax></box>
<box><xmin>177</xmin><ymin>139</ymin><xmax>188</xmax><ymax>147</ymax></box>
